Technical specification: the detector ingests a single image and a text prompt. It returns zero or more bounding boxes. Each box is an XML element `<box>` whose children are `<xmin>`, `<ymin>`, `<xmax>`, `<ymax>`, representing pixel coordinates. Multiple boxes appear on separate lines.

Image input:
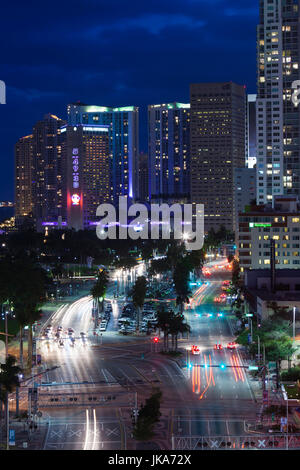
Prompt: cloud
<box><xmin>86</xmin><ymin>13</ymin><xmax>206</xmax><ymax>37</ymax></box>
<box><xmin>224</xmin><ymin>7</ymin><xmax>258</xmax><ymax>17</ymax></box>
<box><xmin>8</xmin><ymin>86</ymin><xmax>65</xmax><ymax>102</ymax></box>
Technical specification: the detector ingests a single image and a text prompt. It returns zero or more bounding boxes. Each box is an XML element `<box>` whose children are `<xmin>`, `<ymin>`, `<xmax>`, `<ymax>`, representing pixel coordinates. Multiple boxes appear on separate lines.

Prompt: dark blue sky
<box><xmin>0</xmin><ymin>0</ymin><xmax>259</xmax><ymax>201</ymax></box>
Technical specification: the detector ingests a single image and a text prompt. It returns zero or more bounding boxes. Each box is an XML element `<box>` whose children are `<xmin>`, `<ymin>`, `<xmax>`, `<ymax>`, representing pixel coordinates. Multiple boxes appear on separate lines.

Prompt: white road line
<box><xmin>83</xmin><ymin>409</ymin><xmax>90</xmax><ymax>450</ymax></box>
<box><xmin>226</xmin><ymin>420</ymin><xmax>230</xmax><ymax>436</ymax></box>
<box><xmin>207</xmin><ymin>420</ymin><xmax>210</xmax><ymax>436</ymax></box>
<box><xmin>92</xmin><ymin>409</ymin><xmax>97</xmax><ymax>450</ymax></box>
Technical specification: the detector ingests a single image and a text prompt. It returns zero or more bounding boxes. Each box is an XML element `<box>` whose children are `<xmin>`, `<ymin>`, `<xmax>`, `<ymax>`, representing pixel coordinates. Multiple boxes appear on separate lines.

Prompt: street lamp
<box><xmin>293</xmin><ymin>306</ymin><xmax>296</xmax><ymax>346</ymax></box>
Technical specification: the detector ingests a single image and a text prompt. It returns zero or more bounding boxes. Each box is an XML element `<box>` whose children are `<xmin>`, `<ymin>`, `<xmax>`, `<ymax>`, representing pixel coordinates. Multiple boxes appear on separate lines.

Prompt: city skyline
<box><xmin>0</xmin><ymin>0</ymin><xmax>258</xmax><ymax>200</ymax></box>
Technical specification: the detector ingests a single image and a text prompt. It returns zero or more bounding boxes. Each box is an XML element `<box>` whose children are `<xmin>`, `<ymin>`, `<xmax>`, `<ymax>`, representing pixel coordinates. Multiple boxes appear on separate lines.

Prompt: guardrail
<box><xmin>172</xmin><ymin>433</ymin><xmax>300</xmax><ymax>450</ymax></box>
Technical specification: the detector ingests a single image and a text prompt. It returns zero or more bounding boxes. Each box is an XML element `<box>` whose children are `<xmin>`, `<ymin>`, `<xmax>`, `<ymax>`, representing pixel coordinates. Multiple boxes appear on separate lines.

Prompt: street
<box><xmin>16</xmin><ymin>259</ymin><xmax>261</xmax><ymax>450</ymax></box>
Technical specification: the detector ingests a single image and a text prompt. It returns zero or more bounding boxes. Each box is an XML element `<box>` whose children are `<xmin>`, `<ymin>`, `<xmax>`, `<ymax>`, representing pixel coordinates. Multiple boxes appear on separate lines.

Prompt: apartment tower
<box><xmin>190</xmin><ymin>82</ymin><xmax>246</xmax><ymax>232</ymax></box>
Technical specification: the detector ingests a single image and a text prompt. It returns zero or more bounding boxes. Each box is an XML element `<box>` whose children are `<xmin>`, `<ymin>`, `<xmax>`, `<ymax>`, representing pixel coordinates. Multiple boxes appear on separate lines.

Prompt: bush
<box><xmin>281</xmin><ymin>367</ymin><xmax>300</xmax><ymax>382</ymax></box>
<box><xmin>160</xmin><ymin>351</ymin><xmax>182</xmax><ymax>357</ymax></box>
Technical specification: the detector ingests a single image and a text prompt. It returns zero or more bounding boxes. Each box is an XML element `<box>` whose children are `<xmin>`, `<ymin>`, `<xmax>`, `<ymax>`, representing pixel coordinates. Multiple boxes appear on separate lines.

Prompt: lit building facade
<box><xmin>246</xmin><ymin>94</ymin><xmax>257</xmax><ymax>169</ymax></box>
<box><xmin>67</xmin><ymin>104</ymin><xmax>139</xmax><ymax>204</ymax></box>
<box><xmin>190</xmin><ymin>82</ymin><xmax>246</xmax><ymax>232</ymax></box>
<box><xmin>62</xmin><ymin>124</ymin><xmax>110</xmax><ymax>231</ymax></box>
<box><xmin>138</xmin><ymin>152</ymin><xmax>149</xmax><ymax>203</ymax></box>
<box><xmin>15</xmin><ymin>114</ymin><xmax>66</xmax><ymax>229</ymax></box>
<box><xmin>15</xmin><ymin>134</ymin><xmax>34</xmax><ymax>224</ymax></box>
<box><xmin>256</xmin><ymin>0</ymin><xmax>300</xmax><ymax>205</ymax></box>
<box><xmin>148</xmin><ymin>103</ymin><xmax>190</xmax><ymax>203</ymax></box>
<box><xmin>234</xmin><ymin>167</ymin><xmax>257</xmax><ymax>225</ymax></box>
<box><xmin>238</xmin><ymin>196</ymin><xmax>300</xmax><ymax>272</ymax></box>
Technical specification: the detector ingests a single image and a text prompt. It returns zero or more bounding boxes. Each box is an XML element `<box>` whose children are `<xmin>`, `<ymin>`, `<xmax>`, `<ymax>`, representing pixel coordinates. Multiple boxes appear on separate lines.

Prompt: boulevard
<box><xmin>18</xmin><ymin>258</ymin><xmax>260</xmax><ymax>450</ymax></box>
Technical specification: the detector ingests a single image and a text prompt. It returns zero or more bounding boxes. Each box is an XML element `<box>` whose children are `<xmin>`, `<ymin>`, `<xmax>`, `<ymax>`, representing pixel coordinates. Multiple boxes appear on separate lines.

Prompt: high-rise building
<box><xmin>33</xmin><ymin>114</ymin><xmax>66</xmax><ymax>227</ymax></box>
<box><xmin>234</xmin><ymin>167</ymin><xmax>257</xmax><ymax>220</ymax></box>
<box><xmin>67</xmin><ymin>104</ymin><xmax>139</xmax><ymax>204</ymax></box>
<box><xmin>138</xmin><ymin>152</ymin><xmax>149</xmax><ymax>203</ymax></box>
<box><xmin>15</xmin><ymin>114</ymin><xmax>66</xmax><ymax>229</ymax></box>
<box><xmin>62</xmin><ymin>124</ymin><xmax>110</xmax><ymax>230</ymax></box>
<box><xmin>190</xmin><ymin>82</ymin><xmax>246</xmax><ymax>232</ymax></box>
<box><xmin>15</xmin><ymin>134</ymin><xmax>34</xmax><ymax>224</ymax></box>
<box><xmin>246</xmin><ymin>94</ymin><xmax>257</xmax><ymax>169</ymax></box>
<box><xmin>256</xmin><ymin>0</ymin><xmax>300</xmax><ymax>205</ymax></box>
<box><xmin>238</xmin><ymin>195</ymin><xmax>300</xmax><ymax>272</ymax></box>
<box><xmin>148</xmin><ymin>103</ymin><xmax>190</xmax><ymax>203</ymax></box>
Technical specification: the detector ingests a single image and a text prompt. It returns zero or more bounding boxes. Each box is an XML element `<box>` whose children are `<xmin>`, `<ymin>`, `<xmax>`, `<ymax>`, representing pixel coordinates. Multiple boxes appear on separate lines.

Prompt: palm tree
<box><xmin>166</xmin><ymin>242</ymin><xmax>186</xmax><ymax>273</ymax></box>
<box><xmin>156</xmin><ymin>306</ymin><xmax>173</xmax><ymax>352</ymax></box>
<box><xmin>185</xmin><ymin>249</ymin><xmax>205</xmax><ymax>279</ymax></box>
<box><xmin>169</xmin><ymin>313</ymin><xmax>191</xmax><ymax>351</ymax></box>
<box><xmin>132</xmin><ymin>276</ymin><xmax>147</xmax><ymax>333</ymax></box>
<box><xmin>173</xmin><ymin>259</ymin><xmax>191</xmax><ymax>315</ymax></box>
<box><xmin>0</xmin><ymin>355</ymin><xmax>21</xmax><ymax>448</ymax></box>
<box><xmin>91</xmin><ymin>269</ymin><xmax>109</xmax><ymax>316</ymax></box>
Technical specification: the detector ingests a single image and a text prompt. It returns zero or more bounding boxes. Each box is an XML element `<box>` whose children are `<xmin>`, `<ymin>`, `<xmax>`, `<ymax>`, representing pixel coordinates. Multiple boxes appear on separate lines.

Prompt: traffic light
<box><xmin>153</xmin><ymin>337</ymin><xmax>159</xmax><ymax>343</ymax></box>
<box><xmin>220</xmin><ymin>364</ymin><xmax>226</xmax><ymax>370</ymax></box>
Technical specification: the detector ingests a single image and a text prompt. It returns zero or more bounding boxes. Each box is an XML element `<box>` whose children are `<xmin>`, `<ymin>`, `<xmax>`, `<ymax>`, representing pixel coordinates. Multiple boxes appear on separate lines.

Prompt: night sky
<box><xmin>0</xmin><ymin>0</ymin><xmax>258</xmax><ymax>201</ymax></box>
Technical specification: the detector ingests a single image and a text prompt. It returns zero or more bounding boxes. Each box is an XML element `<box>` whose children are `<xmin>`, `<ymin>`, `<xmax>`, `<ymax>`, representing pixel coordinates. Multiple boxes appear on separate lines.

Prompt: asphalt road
<box><xmin>23</xmin><ymin>258</ymin><xmax>260</xmax><ymax>450</ymax></box>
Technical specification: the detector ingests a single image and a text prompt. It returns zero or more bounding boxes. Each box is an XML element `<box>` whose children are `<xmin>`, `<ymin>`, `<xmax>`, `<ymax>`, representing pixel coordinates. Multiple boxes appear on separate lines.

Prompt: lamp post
<box><xmin>293</xmin><ymin>306</ymin><xmax>296</xmax><ymax>345</ymax></box>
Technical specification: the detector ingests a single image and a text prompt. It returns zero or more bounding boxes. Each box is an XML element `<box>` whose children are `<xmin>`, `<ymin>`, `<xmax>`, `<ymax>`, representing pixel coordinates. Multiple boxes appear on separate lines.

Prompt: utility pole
<box><xmin>293</xmin><ymin>307</ymin><xmax>296</xmax><ymax>354</ymax></box>
<box><xmin>286</xmin><ymin>395</ymin><xmax>289</xmax><ymax>451</ymax></box>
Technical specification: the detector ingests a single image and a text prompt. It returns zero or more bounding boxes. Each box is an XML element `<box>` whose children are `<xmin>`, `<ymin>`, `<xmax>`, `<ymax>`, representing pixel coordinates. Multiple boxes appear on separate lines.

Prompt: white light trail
<box><xmin>83</xmin><ymin>409</ymin><xmax>90</xmax><ymax>450</ymax></box>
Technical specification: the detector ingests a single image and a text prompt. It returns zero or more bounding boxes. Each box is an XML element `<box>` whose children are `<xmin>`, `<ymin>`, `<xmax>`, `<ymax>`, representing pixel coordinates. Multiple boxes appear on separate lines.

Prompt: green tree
<box><xmin>132</xmin><ymin>276</ymin><xmax>147</xmax><ymax>332</ymax></box>
<box><xmin>0</xmin><ymin>257</ymin><xmax>49</xmax><ymax>369</ymax></box>
<box><xmin>91</xmin><ymin>269</ymin><xmax>109</xmax><ymax>315</ymax></box>
<box><xmin>148</xmin><ymin>258</ymin><xmax>170</xmax><ymax>277</ymax></box>
<box><xmin>156</xmin><ymin>306</ymin><xmax>173</xmax><ymax>352</ymax></box>
<box><xmin>133</xmin><ymin>388</ymin><xmax>162</xmax><ymax>440</ymax></box>
<box><xmin>185</xmin><ymin>249</ymin><xmax>205</xmax><ymax>279</ymax></box>
<box><xmin>173</xmin><ymin>258</ymin><xmax>191</xmax><ymax>315</ymax></box>
<box><xmin>12</xmin><ymin>259</ymin><xmax>49</xmax><ymax>369</ymax></box>
<box><xmin>231</xmin><ymin>259</ymin><xmax>241</xmax><ymax>288</ymax></box>
<box><xmin>166</xmin><ymin>241</ymin><xmax>186</xmax><ymax>272</ymax></box>
<box><xmin>236</xmin><ymin>317</ymin><xmax>296</xmax><ymax>386</ymax></box>
<box><xmin>169</xmin><ymin>312</ymin><xmax>191</xmax><ymax>351</ymax></box>
<box><xmin>0</xmin><ymin>355</ymin><xmax>21</xmax><ymax>443</ymax></box>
